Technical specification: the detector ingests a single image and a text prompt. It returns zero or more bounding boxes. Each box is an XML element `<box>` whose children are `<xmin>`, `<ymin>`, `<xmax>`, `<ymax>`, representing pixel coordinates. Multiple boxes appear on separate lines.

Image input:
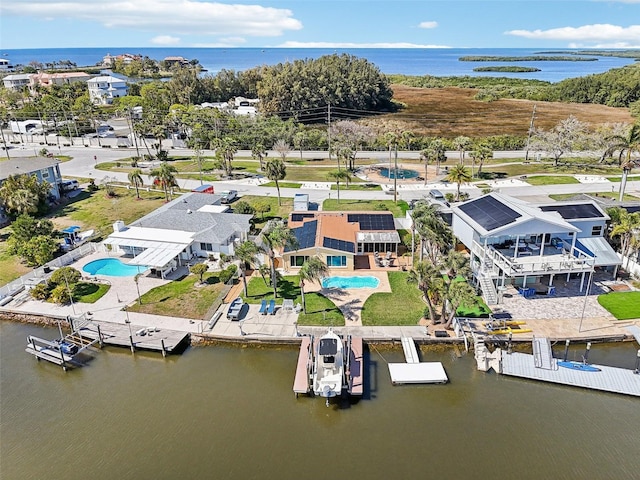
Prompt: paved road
<box><xmin>3</xmin><ymin>142</ymin><xmax>639</xmax><ymax>203</ymax></box>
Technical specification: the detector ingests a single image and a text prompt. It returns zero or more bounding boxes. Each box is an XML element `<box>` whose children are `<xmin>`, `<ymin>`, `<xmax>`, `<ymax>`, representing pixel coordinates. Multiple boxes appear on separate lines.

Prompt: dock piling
<box><xmin>161</xmin><ymin>339</ymin><xmax>166</xmax><ymax>358</ymax></box>
<box><xmin>129</xmin><ymin>335</ymin><xmax>135</xmax><ymax>354</ymax></box>
<box><xmin>97</xmin><ymin>324</ymin><xmax>104</xmax><ymax>348</ymax></box>
<box><xmin>584</xmin><ymin>342</ymin><xmax>591</xmax><ymax>363</ymax></box>
<box><xmin>563</xmin><ymin>339</ymin><xmax>570</xmax><ymax>361</ymax></box>
<box><xmin>635</xmin><ymin>350</ymin><xmax>640</xmax><ymax>375</ymax></box>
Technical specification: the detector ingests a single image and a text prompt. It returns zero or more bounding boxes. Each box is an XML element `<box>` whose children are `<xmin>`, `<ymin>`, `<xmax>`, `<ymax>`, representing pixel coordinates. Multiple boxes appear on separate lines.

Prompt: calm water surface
<box><xmin>1</xmin><ymin>321</ymin><xmax>639</xmax><ymax>480</ymax></box>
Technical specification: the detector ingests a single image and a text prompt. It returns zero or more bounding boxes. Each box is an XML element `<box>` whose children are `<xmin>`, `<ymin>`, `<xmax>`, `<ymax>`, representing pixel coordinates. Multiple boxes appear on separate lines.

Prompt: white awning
<box><xmin>356</xmin><ymin>231</ymin><xmax>401</xmax><ymax>243</ymax></box>
<box><xmin>576</xmin><ymin>237</ymin><xmax>622</xmax><ymax>267</ymax></box>
<box><xmin>127</xmin><ymin>244</ymin><xmax>186</xmax><ymax>268</ymax></box>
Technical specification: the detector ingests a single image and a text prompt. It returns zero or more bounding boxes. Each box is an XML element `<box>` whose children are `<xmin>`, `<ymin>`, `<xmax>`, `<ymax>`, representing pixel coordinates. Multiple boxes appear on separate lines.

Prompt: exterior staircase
<box><xmin>478</xmin><ymin>274</ymin><xmax>498</xmax><ymax>305</ymax></box>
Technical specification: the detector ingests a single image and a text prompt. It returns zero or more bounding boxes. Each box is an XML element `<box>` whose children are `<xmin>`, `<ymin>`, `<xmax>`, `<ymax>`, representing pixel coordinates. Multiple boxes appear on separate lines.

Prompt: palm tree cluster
<box><xmin>408</xmin><ymin>201</ymin><xmax>478</xmax><ymax>328</ymax></box>
<box><xmin>607</xmin><ymin>207</ymin><xmax>640</xmax><ymax>272</ymax></box>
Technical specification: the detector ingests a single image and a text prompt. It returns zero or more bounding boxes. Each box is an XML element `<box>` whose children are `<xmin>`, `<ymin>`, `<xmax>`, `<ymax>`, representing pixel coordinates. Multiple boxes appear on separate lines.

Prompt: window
<box><xmin>591</xmin><ymin>226</ymin><xmax>602</xmax><ymax>236</ymax></box>
<box><xmin>41</xmin><ymin>169</ymin><xmax>50</xmax><ymax>179</ymax></box>
<box><xmin>289</xmin><ymin>255</ymin><xmax>309</xmax><ymax>267</ymax></box>
<box><xmin>200</xmin><ymin>242</ymin><xmax>213</xmax><ymax>251</ymax></box>
<box><xmin>326</xmin><ymin>255</ymin><xmax>347</xmax><ymax>267</ymax></box>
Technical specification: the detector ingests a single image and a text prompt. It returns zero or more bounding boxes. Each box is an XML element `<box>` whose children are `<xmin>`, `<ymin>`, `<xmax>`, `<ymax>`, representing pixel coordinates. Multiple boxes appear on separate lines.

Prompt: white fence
<box><xmin>0</xmin><ymin>242</ymin><xmax>99</xmax><ymax>298</ymax></box>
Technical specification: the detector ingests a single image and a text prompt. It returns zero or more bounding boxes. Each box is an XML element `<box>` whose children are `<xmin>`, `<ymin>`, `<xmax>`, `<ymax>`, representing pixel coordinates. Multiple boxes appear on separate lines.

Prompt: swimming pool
<box><xmin>83</xmin><ymin>258</ymin><xmax>149</xmax><ymax>277</ymax></box>
<box><xmin>378</xmin><ymin>167</ymin><xmax>419</xmax><ymax>180</ymax></box>
<box><xmin>321</xmin><ymin>276</ymin><xmax>380</xmax><ymax>289</ymax></box>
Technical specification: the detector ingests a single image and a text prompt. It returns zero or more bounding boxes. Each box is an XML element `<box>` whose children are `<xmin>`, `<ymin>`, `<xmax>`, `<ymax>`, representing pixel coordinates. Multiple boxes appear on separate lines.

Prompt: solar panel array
<box><xmin>323</xmin><ymin>237</ymin><xmax>355</xmax><ymax>253</ymax></box>
<box><xmin>458</xmin><ymin>196</ymin><xmax>522</xmax><ymax>232</ymax></box>
<box><xmin>347</xmin><ymin>213</ymin><xmax>395</xmax><ymax>230</ymax></box>
<box><xmin>540</xmin><ymin>204</ymin><xmax>604</xmax><ymax>219</ymax></box>
<box><xmin>288</xmin><ymin>220</ymin><xmax>317</xmax><ymax>251</ymax></box>
<box><xmin>290</xmin><ymin>213</ymin><xmax>316</xmax><ymax>222</ymax></box>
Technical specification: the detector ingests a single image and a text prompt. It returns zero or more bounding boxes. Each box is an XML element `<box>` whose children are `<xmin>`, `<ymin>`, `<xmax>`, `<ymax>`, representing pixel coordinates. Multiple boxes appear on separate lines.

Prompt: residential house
<box><xmin>451</xmin><ymin>193</ymin><xmax>621</xmax><ymax>304</ymax></box>
<box><xmin>31</xmin><ymin>71</ymin><xmax>92</xmax><ymax>88</ymax></box>
<box><xmin>0</xmin><ymin>58</ymin><xmax>14</xmax><ymax>71</ymax></box>
<box><xmin>101</xmin><ymin>53</ymin><xmax>141</xmax><ymax>67</ymax></box>
<box><xmin>278</xmin><ymin>211</ymin><xmax>401</xmax><ymax>271</ymax></box>
<box><xmin>163</xmin><ymin>56</ymin><xmax>190</xmax><ymax>67</ymax></box>
<box><xmin>87</xmin><ymin>75</ymin><xmax>128</xmax><ymax>104</ymax></box>
<box><xmin>0</xmin><ymin>158</ymin><xmax>64</xmax><ymax>225</ymax></box>
<box><xmin>103</xmin><ymin>193</ymin><xmax>252</xmax><ymax>278</ymax></box>
<box><xmin>2</xmin><ymin>74</ymin><xmax>31</xmax><ymax>91</ymax></box>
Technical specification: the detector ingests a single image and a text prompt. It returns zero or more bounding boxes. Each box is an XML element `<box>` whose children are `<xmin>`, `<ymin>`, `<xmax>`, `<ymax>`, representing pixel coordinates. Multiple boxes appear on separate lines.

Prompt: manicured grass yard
<box><xmin>243</xmin><ymin>275</ymin><xmax>344</xmax><ymax>326</ymax></box>
<box><xmin>597</xmin><ymin>291</ymin><xmax>640</xmax><ymax>320</ymax></box>
<box><xmin>323</xmin><ymin>199</ymin><xmax>409</xmax><ymax>217</ymax></box>
<box><xmin>361</xmin><ymin>272</ymin><xmax>426</xmax><ymax>326</ymax></box>
<box><xmin>607</xmin><ymin>175</ymin><xmax>640</xmax><ymax>182</ymax></box>
<box><xmin>74</xmin><ymin>282</ymin><xmax>110</xmax><ymax>303</ymax></box>
<box><xmin>525</xmin><ymin>175</ymin><xmax>580</xmax><ymax>186</ymax></box>
<box><xmin>128</xmin><ymin>271</ymin><xmax>227</xmax><ymax>319</ymax></box>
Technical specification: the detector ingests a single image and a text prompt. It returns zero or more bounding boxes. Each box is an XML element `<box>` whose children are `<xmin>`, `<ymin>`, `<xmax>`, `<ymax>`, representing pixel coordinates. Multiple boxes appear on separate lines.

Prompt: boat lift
<box><xmin>25</xmin><ymin>319</ymin><xmax>103</xmax><ymax>371</ymax></box>
<box><xmin>293</xmin><ymin>333</ymin><xmax>363</xmax><ymax>398</ymax></box>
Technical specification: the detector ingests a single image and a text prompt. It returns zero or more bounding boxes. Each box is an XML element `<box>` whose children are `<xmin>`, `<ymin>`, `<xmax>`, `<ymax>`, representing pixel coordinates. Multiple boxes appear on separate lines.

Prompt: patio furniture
<box><xmin>267</xmin><ymin>299</ymin><xmax>276</xmax><ymax>315</ymax></box>
<box><xmin>258</xmin><ymin>299</ymin><xmax>268</xmax><ymax>315</ymax></box>
<box><xmin>282</xmin><ymin>299</ymin><xmax>294</xmax><ymax>312</ymax></box>
<box><xmin>385</xmin><ymin>252</ymin><xmax>392</xmax><ymax>259</ymax></box>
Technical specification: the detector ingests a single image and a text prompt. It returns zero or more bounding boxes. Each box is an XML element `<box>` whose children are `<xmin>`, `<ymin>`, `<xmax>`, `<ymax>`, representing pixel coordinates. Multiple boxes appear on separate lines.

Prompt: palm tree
<box><xmin>453</xmin><ymin>136</ymin><xmax>472</xmax><ymax>165</ymax></box>
<box><xmin>469</xmin><ymin>142</ymin><xmax>493</xmax><ymax>178</ymax></box>
<box><xmin>609</xmin><ymin>209</ymin><xmax>640</xmax><ymax>270</ymax></box>
<box><xmin>264</xmin><ymin>158</ymin><xmax>287</xmax><ymax>206</ymax></box>
<box><xmin>412</xmin><ymin>202</ymin><xmax>453</xmax><ymax>263</ymax></box>
<box><xmin>261</xmin><ymin>220</ymin><xmax>298</xmax><ymax>298</ymax></box>
<box><xmin>421</xmin><ymin>139</ymin><xmax>447</xmax><ymax>183</ymax></box>
<box><xmin>327</xmin><ymin>169</ymin><xmax>351</xmax><ymax>203</ymax></box>
<box><xmin>407</xmin><ymin>260</ymin><xmax>443</xmax><ymax>324</ymax></box>
<box><xmin>251</xmin><ymin>143</ymin><xmax>268</xmax><ymax>171</ymax></box>
<box><xmin>383</xmin><ymin>131</ymin><xmax>401</xmax><ymax>203</ymax></box>
<box><xmin>299</xmin><ymin>256</ymin><xmax>328</xmax><ymax>313</ymax></box>
<box><xmin>446</xmin><ymin>165</ymin><xmax>472</xmax><ymax>201</ymax></box>
<box><xmin>214</xmin><ymin>136</ymin><xmax>238</xmax><ymax>177</ymax></box>
<box><xmin>604</xmin><ymin>122</ymin><xmax>640</xmax><ymax>166</ymax></box>
<box><xmin>149</xmin><ymin>161</ymin><xmax>178</xmax><ymax>202</ymax></box>
<box><xmin>443</xmin><ymin>281</ymin><xmax>478</xmax><ymax>329</ymax></box>
<box><xmin>234</xmin><ymin>241</ymin><xmax>261</xmax><ymax>297</ymax></box>
<box><xmin>440</xmin><ymin>251</ymin><xmax>472</xmax><ymax>322</ymax></box>
<box><xmin>618</xmin><ymin>159</ymin><xmax>638</xmax><ymax>202</ymax></box>
<box><xmin>128</xmin><ymin>169</ymin><xmax>144</xmax><ymax>199</ymax></box>
<box><xmin>419</xmin><ymin>148</ymin><xmax>430</xmax><ymax>186</ymax></box>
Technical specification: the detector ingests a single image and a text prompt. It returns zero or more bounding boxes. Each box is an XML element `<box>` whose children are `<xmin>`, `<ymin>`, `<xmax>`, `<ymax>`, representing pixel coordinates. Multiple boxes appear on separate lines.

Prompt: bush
<box><xmin>233</xmin><ymin>200</ymin><xmax>255</xmax><ymax>215</ymax></box>
<box><xmin>374</xmin><ymin>202</ymin><xmax>389</xmax><ymax>211</ymax></box>
<box><xmin>219</xmin><ymin>264</ymin><xmax>237</xmax><ymax>284</ymax></box>
<box><xmin>30</xmin><ymin>283</ymin><xmax>51</xmax><ymax>300</ymax></box>
<box><xmin>50</xmin><ymin>266</ymin><xmax>81</xmax><ymax>286</ymax></box>
<box><xmin>50</xmin><ymin>284</ymin><xmax>71</xmax><ymax>305</ymax></box>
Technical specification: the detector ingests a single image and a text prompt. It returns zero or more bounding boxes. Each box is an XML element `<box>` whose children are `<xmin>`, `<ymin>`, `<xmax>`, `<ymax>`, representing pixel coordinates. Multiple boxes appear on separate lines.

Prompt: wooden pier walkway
<box><xmin>388</xmin><ymin>337</ymin><xmax>448</xmax><ymax>385</ymax></box>
<box><xmin>626</xmin><ymin>325</ymin><xmax>640</xmax><ymax>345</ymax></box>
<box><xmin>293</xmin><ymin>336</ymin><xmax>312</xmax><ymax>395</ymax></box>
<box><xmin>347</xmin><ymin>336</ymin><xmax>363</xmax><ymax>396</ymax></box>
<box><xmin>501</xmin><ymin>352</ymin><xmax>640</xmax><ymax>397</ymax></box>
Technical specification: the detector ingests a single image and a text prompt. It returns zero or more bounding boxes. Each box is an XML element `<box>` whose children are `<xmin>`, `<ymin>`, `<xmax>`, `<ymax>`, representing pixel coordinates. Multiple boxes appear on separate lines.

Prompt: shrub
<box><xmin>50</xmin><ymin>266</ymin><xmax>81</xmax><ymax>286</ymax></box>
<box><xmin>219</xmin><ymin>264</ymin><xmax>237</xmax><ymax>284</ymax></box>
<box><xmin>30</xmin><ymin>283</ymin><xmax>51</xmax><ymax>300</ymax></box>
<box><xmin>50</xmin><ymin>284</ymin><xmax>71</xmax><ymax>305</ymax></box>
<box><xmin>233</xmin><ymin>200</ymin><xmax>255</xmax><ymax>215</ymax></box>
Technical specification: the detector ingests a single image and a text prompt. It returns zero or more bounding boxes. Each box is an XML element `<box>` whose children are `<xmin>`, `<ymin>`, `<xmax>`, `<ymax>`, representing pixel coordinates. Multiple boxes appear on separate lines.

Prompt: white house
<box><xmin>103</xmin><ymin>193</ymin><xmax>252</xmax><ymax>278</ymax></box>
<box><xmin>87</xmin><ymin>75</ymin><xmax>128</xmax><ymax>104</ymax></box>
<box><xmin>0</xmin><ymin>58</ymin><xmax>14</xmax><ymax>71</ymax></box>
<box><xmin>2</xmin><ymin>74</ymin><xmax>31</xmax><ymax>91</ymax></box>
<box><xmin>450</xmin><ymin>193</ymin><xmax>621</xmax><ymax>304</ymax></box>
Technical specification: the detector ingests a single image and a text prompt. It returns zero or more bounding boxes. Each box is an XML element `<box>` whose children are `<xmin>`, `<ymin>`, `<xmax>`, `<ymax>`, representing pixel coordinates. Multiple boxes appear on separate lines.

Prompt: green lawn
<box><xmin>525</xmin><ymin>175</ymin><xmax>580</xmax><ymax>186</ymax></box>
<box><xmin>323</xmin><ymin>199</ymin><xmax>409</xmax><ymax>217</ymax></box>
<box><xmin>597</xmin><ymin>291</ymin><xmax>640</xmax><ymax>320</ymax></box>
<box><xmin>549</xmin><ymin>192</ymin><xmax>640</xmax><ymax>201</ymax></box>
<box><xmin>238</xmin><ymin>195</ymin><xmax>294</xmax><ymax>229</ymax></box>
<box><xmin>243</xmin><ymin>275</ymin><xmax>344</xmax><ymax>326</ymax></box>
<box><xmin>456</xmin><ymin>297</ymin><xmax>491</xmax><ymax>318</ymax></box>
<box><xmin>606</xmin><ymin>175</ymin><xmax>640</xmax><ymax>182</ymax></box>
<box><xmin>361</xmin><ymin>272</ymin><xmax>426</xmax><ymax>325</ymax></box>
<box><xmin>260</xmin><ymin>181</ymin><xmax>302</xmax><ymax>189</ymax></box>
<box><xmin>128</xmin><ymin>271</ymin><xmax>227</xmax><ymax>319</ymax></box>
<box><xmin>331</xmin><ymin>183</ymin><xmax>382</xmax><ymax>191</ymax></box>
<box><xmin>74</xmin><ymin>282</ymin><xmax>110</xmax><ymax>303</ymax></box>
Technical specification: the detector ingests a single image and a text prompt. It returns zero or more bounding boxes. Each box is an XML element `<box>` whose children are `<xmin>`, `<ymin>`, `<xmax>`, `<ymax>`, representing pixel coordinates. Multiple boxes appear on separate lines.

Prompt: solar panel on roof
<box><xmin>347</xmin><ymin>213</ymin><xmax>395</xmax><ymax>230</ymax></box>
<box><xmin>540</xmin><ymin>204</ymin><xmax>603</xmax><ymax>219</ymax></box>
<box><xmin>288</xmin><ymin>220</ymin><xmax>317</xmax><ymax>251</ymax></box>
<box><xmin>323</xmin><ymin>237</ymin><xmax>355</xmax><ymax>253</ymax></box>
<box><xmin>290</xmin><ymin>213</ymin><xmax>316</xmax><ymax>222</ymax></box>
<box><xmin>458</xmin><ymin>196</ymin><xmax>521</xmax><ymax>232</ymax></box>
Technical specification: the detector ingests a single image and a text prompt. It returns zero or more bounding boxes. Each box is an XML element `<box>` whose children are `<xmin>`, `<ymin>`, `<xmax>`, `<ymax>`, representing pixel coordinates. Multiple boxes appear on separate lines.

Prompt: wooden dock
<box><xmin>388</xmin><ymin>337</ymin><xmax>449</xmax><ymax>385</ymax></box>
<box><xmin>347</xmin><ymin>336</ymin><xmax>363</xmax><ymax>396</ymax></box>
<box><xmin>501</xmin><ymin>352</ymin><xmax>640</xmax><ymax>397</ymax></box>
<box><xmin>77</xmin><ymin>321</ymin><xmax>190</xmax><ymax>356</ymax></box>
<box><xmin>293</xmin><ymin>336</ymin><xmax>312</xmax><ymax>395</ymax></box>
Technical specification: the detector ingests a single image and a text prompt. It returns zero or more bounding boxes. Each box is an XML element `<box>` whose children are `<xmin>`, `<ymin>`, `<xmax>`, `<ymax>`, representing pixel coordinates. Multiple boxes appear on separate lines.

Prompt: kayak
<box><xmin>557</xmin><ymin>361</ymin><xmax>601</xmax><ymax>372</ymax></box>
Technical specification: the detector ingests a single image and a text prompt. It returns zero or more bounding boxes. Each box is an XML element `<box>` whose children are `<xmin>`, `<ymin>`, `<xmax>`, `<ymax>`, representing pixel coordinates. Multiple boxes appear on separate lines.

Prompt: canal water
<box><xmin>1</xmin><ymin>321</ymin><xmax>639</xmax><ymax>480</ymax></box>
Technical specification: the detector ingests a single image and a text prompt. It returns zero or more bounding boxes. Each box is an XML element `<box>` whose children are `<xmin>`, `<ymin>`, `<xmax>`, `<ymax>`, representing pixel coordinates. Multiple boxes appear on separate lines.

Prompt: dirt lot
<box><xmin>367</xmin><ymin>85</ymin><xmax>634</xmax><ymax>138</ymax></box>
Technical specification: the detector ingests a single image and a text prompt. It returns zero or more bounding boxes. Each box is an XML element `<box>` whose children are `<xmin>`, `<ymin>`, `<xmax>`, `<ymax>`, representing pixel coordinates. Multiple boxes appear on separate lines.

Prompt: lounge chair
<box><xmin>267</xmin><ymin>299</ymin><xmax>276</xmax><ymax>315</ymax></box>
<box><xmin>258</xmin><ymin>299</ymin><xmax>268</xmax><ymax>315</ymax></box>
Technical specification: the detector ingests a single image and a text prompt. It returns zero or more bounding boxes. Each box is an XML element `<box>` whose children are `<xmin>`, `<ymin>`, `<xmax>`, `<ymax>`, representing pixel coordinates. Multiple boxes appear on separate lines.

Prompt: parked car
<box><xmin>60</xmin><ymin>179</ymin><xmax>79</xmax><ymax>192</ymax></box>
<box><xmin>428</xmin><ymin>189</ymin><xmax>445</xmax><ymax>201</ymax></box>
<box><xmin>220</xmin><ymin>190</ymin><xmax>238</xmax><ymax>204</ymax></box>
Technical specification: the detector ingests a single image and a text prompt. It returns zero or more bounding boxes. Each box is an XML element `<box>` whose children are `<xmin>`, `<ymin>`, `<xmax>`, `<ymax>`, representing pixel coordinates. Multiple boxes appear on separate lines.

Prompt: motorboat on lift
<box><xmin>313</xmin><ymin>329</ymin><xmax>344</xmax><ymax>405</ymax></box>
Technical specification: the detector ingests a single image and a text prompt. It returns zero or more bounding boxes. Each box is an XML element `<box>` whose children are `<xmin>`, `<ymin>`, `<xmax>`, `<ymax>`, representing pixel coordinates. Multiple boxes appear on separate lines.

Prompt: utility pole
<box><xmin>327</xmin><ymin>104</ymin><xmax>332</xmax><ymax>166</ymax></box>
<box><xmin>524</xmin><ymin>104</ymin><xmax>536</xmax><ymax>162</ymax></box>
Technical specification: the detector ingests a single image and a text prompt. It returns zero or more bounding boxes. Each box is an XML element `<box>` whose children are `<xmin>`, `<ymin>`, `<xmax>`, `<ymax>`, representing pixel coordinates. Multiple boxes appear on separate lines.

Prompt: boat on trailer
<box><xmin>313</xmin><ymin>329</ymin><xmax>344</xmax><ymax>405</ymax></box>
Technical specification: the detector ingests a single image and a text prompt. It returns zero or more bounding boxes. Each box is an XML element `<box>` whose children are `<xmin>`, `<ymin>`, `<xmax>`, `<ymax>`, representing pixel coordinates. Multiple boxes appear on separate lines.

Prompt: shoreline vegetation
<box><xmin>459</xmin><ymin>55</ymin><xmax>598</xmax><ymax>62</ymax></box>
<box><xmin>472</xmin><ymin>66</ymin><xmax>541</xmax><ymax>73</ymax></box>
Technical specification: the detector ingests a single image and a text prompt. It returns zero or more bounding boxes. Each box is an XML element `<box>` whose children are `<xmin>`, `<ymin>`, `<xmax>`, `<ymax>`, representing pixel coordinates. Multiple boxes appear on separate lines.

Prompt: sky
<box><xmin>1</xmin><ymin>0</ymin><xmax>640</xmax><ymax>49</ymax></box>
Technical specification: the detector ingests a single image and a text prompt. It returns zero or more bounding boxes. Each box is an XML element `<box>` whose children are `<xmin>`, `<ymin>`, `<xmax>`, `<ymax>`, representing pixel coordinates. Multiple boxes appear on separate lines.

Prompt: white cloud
<box><xmin>277</xmin><ymin>41</ymin><xmax>450</xmax><ymax>49</ymax></box>
<box><xmin>418</xmin><ymin>21</ymin><xmax>438</xmax><ymax>29</ymax></box>
<box><xmin>569</xmin><ymin>42</ymin><xmax>640</xmax><ymax>48</ymax></box>
<box><xmin>0</xmin><ymin>0</ymin><xmax>303</xmax><ymax>37</ymax></box>
<box><xmin>151</xmin><ymin>35</ymin><xmax>180</xmax><ymax>45</ymax></box>
<box><xmin>506</xmin><ymin>24</ymin><xmax>640</xmax><ymax>42</ymax></box>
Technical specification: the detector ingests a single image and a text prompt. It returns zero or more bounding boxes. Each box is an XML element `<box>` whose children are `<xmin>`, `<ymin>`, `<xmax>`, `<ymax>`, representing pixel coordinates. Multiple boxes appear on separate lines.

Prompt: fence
<box><xmin>0</xmin><ymin>242</ymin><xmax>99</xmax><ymax>298</ymax></box>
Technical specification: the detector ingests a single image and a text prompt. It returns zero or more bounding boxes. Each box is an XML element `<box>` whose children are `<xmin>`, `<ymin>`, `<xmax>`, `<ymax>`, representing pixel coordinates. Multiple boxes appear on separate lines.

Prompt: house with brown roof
<box><xmin>282</xmin><ymin>211</ymin><xmax>401</xmax><ymax>271</ymax></box>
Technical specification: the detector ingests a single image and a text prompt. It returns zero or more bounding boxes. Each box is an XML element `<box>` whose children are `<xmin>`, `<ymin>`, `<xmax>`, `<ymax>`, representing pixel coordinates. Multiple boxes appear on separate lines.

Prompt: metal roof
<box><xmin>575</xmin><ymin>237</ymin><xmax>622</xmax><ymax>267</ymax></box>
<box><xmin>127</xmin><ymin>244</ymin><xmax>186</xmax><ymax>268</ymax></box>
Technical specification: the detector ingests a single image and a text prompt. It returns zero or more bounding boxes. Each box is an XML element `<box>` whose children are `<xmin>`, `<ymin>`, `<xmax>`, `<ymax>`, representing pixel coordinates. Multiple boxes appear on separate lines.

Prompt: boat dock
<box><xmin>475</xmin><ymin>336</ymin><xmax>640</xmax><ymax>397</ymax></box>
<box><xmin>25</xmin><ymin>333</ymin><xmax>101</xmax><ymax>371</ymax></box>
<box><xmin>387</xmin><ymin>337</ymin><xmax>449</xmax><ymax>385</ymax></box>
<box><xmin>626</xmin><ymin>325</ymin><xmax>640</xmax><ymax>345</ymax></box>
<box><xmin>292</xmin><ymin>334</ymin><xmax>363</xmax><ymax>397</ymax></box>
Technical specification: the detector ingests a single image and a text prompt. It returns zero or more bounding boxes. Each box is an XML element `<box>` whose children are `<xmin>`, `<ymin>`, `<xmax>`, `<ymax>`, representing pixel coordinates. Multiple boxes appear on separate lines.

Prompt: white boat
<box><xmin>313</xmin><ymin>329</ymin><xmax>344</xmax><ymax>404</ymax></box>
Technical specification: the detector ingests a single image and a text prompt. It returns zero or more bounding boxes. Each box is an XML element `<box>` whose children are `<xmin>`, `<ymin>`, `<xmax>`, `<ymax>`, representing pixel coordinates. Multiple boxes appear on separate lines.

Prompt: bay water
<box><xmin>1</xmin><ymin>321</ymin><xmax>639</xmax><ymax>479</ymax></box>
